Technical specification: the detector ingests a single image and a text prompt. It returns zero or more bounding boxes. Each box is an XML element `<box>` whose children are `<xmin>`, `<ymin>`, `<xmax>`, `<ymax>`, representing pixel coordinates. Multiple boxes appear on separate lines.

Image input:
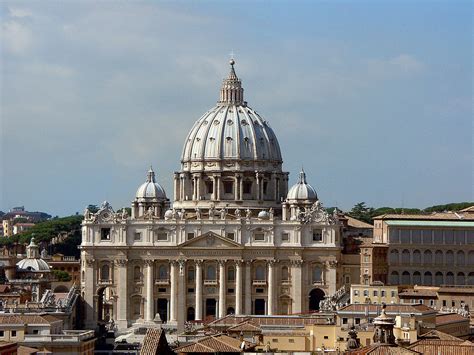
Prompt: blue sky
<box><xmin>1</xmin><ymin>1</ymin><xmax>472</xmax><ymax>216</ymax></box>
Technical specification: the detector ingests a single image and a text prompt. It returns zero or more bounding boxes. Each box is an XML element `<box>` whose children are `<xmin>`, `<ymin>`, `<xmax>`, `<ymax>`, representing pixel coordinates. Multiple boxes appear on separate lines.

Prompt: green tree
<box><xmin>87</xmin><ymin>204</ymin><xmax>99</xmax><ymax>213</ymax></box>
<box><xmin>347</xmin><ymin>202</ymin><xmax>375</xmax><ymax>224</ymax></box>
<box><xmin>51</xmin><ymin>269</ymin><xmax>72</xmax><ymax>282</ymax></box>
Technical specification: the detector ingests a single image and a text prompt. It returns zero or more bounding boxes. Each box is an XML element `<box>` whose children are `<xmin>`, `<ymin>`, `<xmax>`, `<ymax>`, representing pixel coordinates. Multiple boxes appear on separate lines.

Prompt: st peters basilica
<box><xmin>80</xmin><ymin>60</ymin><xmax>343</xmax><ymax>331</ymax></box>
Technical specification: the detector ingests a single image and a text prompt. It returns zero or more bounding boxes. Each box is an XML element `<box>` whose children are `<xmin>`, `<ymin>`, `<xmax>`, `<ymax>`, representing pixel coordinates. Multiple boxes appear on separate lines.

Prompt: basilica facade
<box><xmin>80</xmin><ymin>60</ymin><xmax>343</xmax><ymax>331</ymax></box>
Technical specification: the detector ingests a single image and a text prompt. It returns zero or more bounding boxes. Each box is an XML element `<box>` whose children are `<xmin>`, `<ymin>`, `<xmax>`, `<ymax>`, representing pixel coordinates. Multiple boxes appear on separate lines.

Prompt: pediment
<box><xmin>179</xmin><ymin>231</ymin><xmax>243</xmax><ymax>249</ymax></box>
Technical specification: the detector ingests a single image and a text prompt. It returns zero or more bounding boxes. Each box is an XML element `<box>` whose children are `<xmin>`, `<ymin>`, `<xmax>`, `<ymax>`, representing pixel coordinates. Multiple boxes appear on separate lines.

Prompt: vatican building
<box><xmin>80</xmin><ymin>60</ymin><xmax>343</xmax><ymax>331</ymax></box>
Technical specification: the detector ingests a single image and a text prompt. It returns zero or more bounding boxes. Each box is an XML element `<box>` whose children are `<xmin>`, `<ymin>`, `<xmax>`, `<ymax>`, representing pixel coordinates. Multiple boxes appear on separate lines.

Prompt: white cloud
<box><xmin>1</xmin><ymin>20</ymin><xmax>32</xmax><ymax>54</ymax></box>
<box><xmin>8</xmin><ymin>7</ymin><xmax>32</xmax><ymax>18</ymax></box>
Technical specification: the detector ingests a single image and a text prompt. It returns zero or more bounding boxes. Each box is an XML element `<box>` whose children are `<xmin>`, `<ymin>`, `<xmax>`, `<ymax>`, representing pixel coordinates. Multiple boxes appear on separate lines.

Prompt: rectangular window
<box><xmin>452</xmin><ymin>301</ymin><xmax>455</xmax><ymax>307</ymax></box>
<box><xmin>342</xmin><ymin>318</ymin><xmax>348</xmax><ymax>324</ymax></box>
<box><xmin>223</xmin><ymin>181</ymin><xmax>233</xmax><ymax>194</ymax></box>
<box><xmin>157</xmin><ymin>232</ymin><xmax>167</xmax><ymax>241</ymax></box>
<box><xmin>364</xmin><ymin>256</ymin><xmax>370</xmax><ymax>262</ymax></box>
<box><xmin>373</xmin><ymin>290</ymin><xmax>378</xmax><ymax>297</ymax></box>
<box><xmin>228</xmin><ymin>288</ymin><xmax>235</xmax><ymax>294</ymax></box>
<box><xmin>0</xmin><ymin>330</ymin><xmax>3</xmax><ymax>337</ymax></box>
<box><xmin>355</xmin><ymin>318</ymin><xmax>360</xmax><ymax>325</ymax></box>
<box><xmin>187</xmin><ymin>288</ymin><xmax>194</xmax><ymax>293</ymax></box>
<box><xmin>442</xmin><ymin>300</ymin><xmax>447</xmax><ymax>307</ymax></box>
<box><xmin>158</xmin><ymin>288</ymin><xmax>167</xmax><ymax>293</ymax></box>
<box><xmin>363</xmin><ymin>290</ymin><xmax>369</xmax><ymax>297</ymax></box>
<box><xmin>101</xmin><ymin>228</ymin><xmax>111</xmax><ymax>241</ymax></box>
<box><xmin>134</xmin><ymin>232</ymin><xmax>141</xmax><ymax>241</ymax></box>
<box><xmin>187</xmin><ymin>233</ymin><xmax>195</xmax><ymax>240</ymax></box>
<box><xmin>263</xmin><ymin>181</ymin><xmax>268</xmax><ymax>195</ymax></box>
<box><xmin>272</xmin><ymin>339</ymin><xmax>278</xmax><ymax>343</ymax></box>
<box><xmin>226</xmin><ymin>233</ymin><xmax>235</xmax><ymax>240</ymax></box>
<box><xmin>391</xmin><ymin>291</ymin><xmax>396</xmax><ymax>297</ymax></box>
<box><xmin>354</xmin><ymin>290</ymin><xmax>359</xmax><ymax>296</ymax></box>
<box><xmin>243</xmin><ymin>181</ymin><xmax>252</xmax><ymax>194</ymax></box>
<box><xmin>254</xmin><ymin>233</ymin><xmax>264</xmax><ymax>241</ymax></box>
<box><xmin>33</xmin><ymin>330</ymin><xmax>39</xmax><ymax>335</ymax></box>
<box><xmin>282</xmin><ymin>233</ymin><xmax>289</xmax><ymax>241</ymax></box>
<box><xmin>206</xmin><ymin>181</ymin><xmax>213</xmax><ymax>194</ymax></box>
<box><xmin>256</xmin><ymin>288</ymin><xmax>264</xmax><ymax>293</ymax></box>
<box><xmin>11</xmin><ymin>330</ymin><xmax>16</xmax><ymax>337</ymax></box>
<box><xmin>289</xmin><ymin>339</ymin><xmax>295</xmax><ymax>343</ymax></box>
<box><xmin>312</xmin><ymin>229</ymin><xmax>323</xmax><ymax>242</ymax></box>
<box><xmin>324</xmin><ymin>336</ymin><xmax>329</xmax><ymax>339</ymax></box>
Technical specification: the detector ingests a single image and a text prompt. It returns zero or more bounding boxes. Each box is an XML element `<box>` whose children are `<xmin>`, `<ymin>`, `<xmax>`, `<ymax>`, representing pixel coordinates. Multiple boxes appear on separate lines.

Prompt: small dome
<box><xmin>287</xmin><ymin>169</ymin><xmax>318</xmax><ymax>201</ymax></box>
<box><xmin>16</xmin><ymin>238</ymin><xmax>50</xmax><ymax>272</ymax></box>
<box><xmin>135</xmin><ymin>167</ymin><xmax>167</xmax><ymax>200</ymax></box>
<box><xmin>258</xmin><ymin>210</ymin><xmax>270</xmax><ymax>219</ymax></box>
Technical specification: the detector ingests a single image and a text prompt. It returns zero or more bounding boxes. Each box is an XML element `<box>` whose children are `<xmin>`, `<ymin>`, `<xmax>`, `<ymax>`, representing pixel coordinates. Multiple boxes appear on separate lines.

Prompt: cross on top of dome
<box><xmin>146</xmin><ymin>166</ymin><xmax>156</xmax><ymax>183</ymax></box>
<box><xmin>219</xmin><ymin>58</ymin><xmax>244</xmax><ymax>105</ymax></box>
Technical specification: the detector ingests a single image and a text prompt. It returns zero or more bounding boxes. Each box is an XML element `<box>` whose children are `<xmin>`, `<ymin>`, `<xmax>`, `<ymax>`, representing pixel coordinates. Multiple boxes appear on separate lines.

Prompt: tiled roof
<box><xmin>17</xmin><ymin>345</ymin><xmax>39</xmax><ymax>355</ymax></box>
<box><xmin>174</xmin><ymin>334</ymin><xmax>255</xmax><ymax>353</ymax></box>
<box><xmin>408</xmin><ymin>339</ymin><xmax>474</xmax><ymax>355</ymax></box>
<box><xmin>435</xmin><ymin>313</ymin><xmax>468</xmax><ymax>325</ymax></box>
<box><xmin>345</xmin><ymin>215</ymin><xmax>374</xmax><ymax>229</ymax></box>
<box><xmin>227</xmin><ymin>321</ymin><xmax>262</xmax><ymax>332</ymax></box>
<box><xmin>0</xmin><ymin>285</ymin><xmax>11</xmax><ymax>293</ymax></box>
<box><xmin>419</xmin><ymin>330</ymin><xmax>464</xmax><ymax>341</ymax></box>
<box><xmin>208</xmin><ymin>315</ymin><xmax>328</xmax><ymax>327</ymax></box>
<box><xmin>0</xmin><ymin>314</ymin><xmax>60</xmax><ymax>325</ymax></box>
<box><xmin>139</xmin><ymin>328</ymin><xmax>173</xmax><ymax>355</ymax></box>
<box><xmin>460</xmin><ymin>205</ymin><xmax>474</xmax><ymax>213</ymax></box>
<box><xmin>398</xmin><ymin>290</ymin><xmax>438</xmax><ymax>297</ymax></box>
<box><xmin>347</xmin><ymin>344</ymin><xmax>421</xmax><ymax>354</ymax></box>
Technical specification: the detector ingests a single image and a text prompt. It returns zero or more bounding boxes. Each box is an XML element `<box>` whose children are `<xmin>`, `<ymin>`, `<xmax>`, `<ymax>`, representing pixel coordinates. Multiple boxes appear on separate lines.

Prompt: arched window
<box><xmin>445</xmin><ymin>250</ymin><xmax>454</xmax><ymax>264</ymax></box>
<box><xmin>469</xmin><ymin>251</ymin><xmax>474</xmax><ymax>265</ymax></box>
<box><xmin>424</xmin><ymin>271</ymin><xmax>432</xmax><ymax>285</ymax></box>
<box><xmin>401</xmin><ymin>271</ymin><xmax>410</xmax><ymax>284</ymax></box>
<box><xmin>312</xmin><ymin>266</ymin><xmax>323</xmax><ymax>283</ymax></box>
<box><xmin>468</xmin><ymin>272</ymin><xmax>474</xmax><ymax>286</ymax></box>
<box><xmin>226</xmin><ymin>307</ymin><xmax>235</xmax><ymax>315</ymax></box>
<box><xmin>158</xmin><ymin>265</ymin><xmax>168</xmax><ymax>280</ymax></box>
<box><xmin>457</xmin><ymin>251</ymin><xmax>465</xmax><ymax>265</ymax></box>
<box><xmin>187</xmin><ymin>266</ymin><xmax>195</xmax><ymax>282</ymax></box>
<box><xmin>389</xmin><ymin>250</ymin><xmax>399</xmax><ymax>264</ymax></box>
<box><xmin>101</xmin><ymin>264</ymin><xmax>110</xmax><ymax>280</ymax></box>
<box><xmin>281</xmin><ymin>266</ymin><xmax>289</xmax><ymax>281</ymax></box>
<box><xmin>412</xmin><ymin>250</ymin><xmax>421</xmax><ymax>264</ymax></box>
<box><xmin>435</xmin><ymin>272</ymin><xmax>443</xmax><ymax>286</ymax></box>
<box><xmin>457</xmin><ymin>272</ymin><xmax>465</xmax><ymax>285</ymax></box>
<box><xmin>413</xmin><ymin>271</ymin><xmax>421</xmax><ymax>284</ymax></box>
<box><xmin>255</xmin><ymin>265</ymin><xmax>265</xmax><ymax>280</ymax></box>
<box><xmin>206</xmin><ymin>265</ymin><xmax>216</xmax><ymax>280</ymax></box>
<box><xmin>401</xmin><ymin>250</ymin><xmax>410</xmax><ymax>264</ymax></box>
<box><xmin>134</xmin><ymin>266</ymin><xmax>142</xmax><ymax>281</ymax></box>
<box><xmin>424</xmin><ymin>250</ymin><xmax>432</xmax><ymax>264</ymax></box>
<box><xmin>227</xmin><ymin>266</ymin><xmax>235</xmax><ymax>282</ymax></box>
<box><xmin>390</xmin><ymin>271</ymin><xmax>399</xmax><ymax>285</ymax></box>
<box><xmin>434</xmin><ymin>250</ymin><xmax>443</xmax><ymax>264</ymax></box>
<box><xmin>446</xmin><ymin>272</ymin><xmax>454</xmax><ymax>285</ymax></box>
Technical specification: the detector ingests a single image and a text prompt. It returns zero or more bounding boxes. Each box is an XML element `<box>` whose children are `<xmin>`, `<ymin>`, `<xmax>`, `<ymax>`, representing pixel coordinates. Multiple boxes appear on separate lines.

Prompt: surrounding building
<box><xmin>398</xmin><ymin>285</ymin><xmax>474</xmax><ymax>311</ymax></box>
<box><xmin>80</xmin><ymin>59</ymin><xmax>344</xmax><ymax>332</ymax></box>
<box><xmin>350</xmin><ymin>283</ymin><xmax>399</xmax><ymax>305</ymax></box>
<box><xmin>372</xmin><ymin>210</ymin><xmax>474</xmax><ymax>286</ymax></box>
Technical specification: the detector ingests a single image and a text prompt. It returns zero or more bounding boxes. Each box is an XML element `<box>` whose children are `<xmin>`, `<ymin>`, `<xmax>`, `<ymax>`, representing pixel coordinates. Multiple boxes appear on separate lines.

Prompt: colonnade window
<box><xmin>401</xmin><ymin>250</ymin><xmax>410</xmax><ymax>263</ymax></box>
<box><xmin>455</xmin><ymin>230</ymin><xmax>465</xmax><ymax>244</ymax></box>
<box><xmin>101</xmin><ymin>264</ymin><xmax>110</xmax><ymax>280</ymax></box>
<box><xmin>158</xmin><ymin>265</ymin><xmax>168</xmax><ymax>280</ymax></box>
<box><xmin>446</xmin><ymin>272</ymin><xmax>455</xmax><ymax>285</ymax></box>
<box><xmin>281</xmin><ymin>266</ymin><xmax>289</xmax><ymax>281</ymax></box>
<box><xmin>134</xmin><ymin>266</ymin><xmax>142</xmax><ymax>281</ymax></box>
<box><xmin>206</xmin><ymin>265</ymin><xmax>216</xmax><ymax>280</ymax></box>
<box><xmin>390</xmin><ymin>271</ymin><xmax>399</xmax><ymax>284</ymax></box>
<box><xmin>446</xmin><ymin>250</ymin><xmax>454</xmax><ymax>264</ymax></box>
<box><xmin>413</xmin><ymin>271</ymin><xmax>421</xmax><ymax>284</ymax></box>
<box><xmin>434</xmin><ymin>250</ymin><xmax>443</xmax><ymax>264</ymax></box>
<box><xmin>400</xmin><ymin>230</ymin><xmax>410</xmax><ymax>243</ymax></box>
<box><xmin>422</xmin><ymin>230</ymin><xmax>432</xmax><ymax>243</ymax></box>
<box><xmin>312</xmin><ymin>266</ymin><xmax>322</xmax><ymax>283</ymax></box>
<box><xmin>423</xmin><ymin>272</ymin><xmax>432</xmax><ymax>285</ymax></box>
<box><xmin>390</xmin><ymin>248</ymin><xmax>471</xmax><ymax>265</ymax></box>
<box><xmin>255</xmin><ymin>265</ymin><xmax>265</xmax><ymax>280</ymax></box>
<box><xmin>435</xmin><ymin>272</ymin><xmax>443</xmax><ymax>286</ymax></box>
<box><xmin>227</xmin><ymin>266</ymin><xmax>235</xmax><ymax>282</ymax></box>
<box><xmin>413</xmin><ymin>250</ymin><xmax>421</xmax><ymax>264</ymax></box>
<box><xmin>412</xmin><ymin>230</ymin><xmax>421</xmax><ymax>243</ymax></box>
<box><xmin>187</xmin><ymin>267</ymin><xmax>195</xmax><ymax>282</ymax></box>
<box><xmin>457</xmin><ymin>251</ymin><xmax>465</xmax><ymax>265</ymax></box>
<box><xmin>389</xmin><ymin>250</ymin><xmax>399</xmax><ymax>264</ymax></box>
<box><xmin>445</xmin><ymin>231</ymin><xmax>454</xmax><ymax>244</ymax></box>
<box><xmin>468</xmin><ymin>251</ymin><xmax>474</xmax><ymax>264</ymax></box>
<box><xmin>401</xmin><ymin>271</ymin><xmax>410</xmax><ymax>284</ymax></box>
<box><xmin>389</xmin><ymin>229</ymin><xmax>400</xmax><ymax>243</ymax></box>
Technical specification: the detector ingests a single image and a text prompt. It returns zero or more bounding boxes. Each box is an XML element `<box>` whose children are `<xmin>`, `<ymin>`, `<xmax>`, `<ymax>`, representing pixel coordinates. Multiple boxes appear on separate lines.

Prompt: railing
<box><xmin>23</xmin><ymin>330</ymin><xmax>95</xmax><ymax>343</ymax></box>
<box><xmin>204</xmin><ymin>280</ymin><xmax>218</xmax><ymax>286</ymax></box>
<box><xmin>98</xmin><ymin>279</ymin><xmax>113</xmax><ymax>285</ymax></box>
<box><xmin>252</xmin><ymin>280</ymin><xmax>266</xmax><ymax>285</ymax></box>
<box><xmin>154</xmin><ymin>279</ymin><xmax>170</xmax><ymax>285</ymax></box>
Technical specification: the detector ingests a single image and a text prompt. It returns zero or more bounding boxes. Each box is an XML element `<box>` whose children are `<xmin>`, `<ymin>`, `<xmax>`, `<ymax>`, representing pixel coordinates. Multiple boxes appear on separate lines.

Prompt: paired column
<box><xmin>267</xmin><ymin>260</ymin><xmax>275</xmax><ymax>315</ymax></box>
<box><xmin>244</xmin><ymin>261</ymin><xmax>252</xmax><ymax>314</ymax></box>
<box><xmin>116</xmin><ymin>259</ymin><xmax>128</xmax><ymax>328</ymax></box>
<box><xmin>218</xmin><ymin>260</ymin><xmax>226</xmax><ymax>318</ymax></box>
<box><xmin>169</xmin><ymin>261</ymin><xmax>178</xmax><ymax>323</ymax></box>
<box><xmin>177</xmin><ymin>260</ymin><xmax>186</xmax><ymax>330</ymax></box>
<box><xmin>195</xmin><ymin>260</ymin><xmax>203</xmax><ymax>321</ymax></box>
<box><xmin>83</xmin><ymin>257</ymin><xmax>96</xmax><ymax>329</ymax></box>
<box><xmin>291</xmin><ymin>260</ymin><xmax>303</xmax><ymax>314</ymax></box>
<box><xmin>144</xmin><ymin>260</ymin><xmax>154</xmax><ymax>322</ymax></box>
<box><xmin>235</xmin><ymin>260</ymin><xmax>243</xmax><ymax>315</ymax></box>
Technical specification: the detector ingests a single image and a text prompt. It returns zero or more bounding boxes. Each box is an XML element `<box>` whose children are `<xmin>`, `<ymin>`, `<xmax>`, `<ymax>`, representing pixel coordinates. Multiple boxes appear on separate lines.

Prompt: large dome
<box><xmin>181</xmin><ymin>60</ymin><xmax>282</xmax><ymax>172</ymax></box>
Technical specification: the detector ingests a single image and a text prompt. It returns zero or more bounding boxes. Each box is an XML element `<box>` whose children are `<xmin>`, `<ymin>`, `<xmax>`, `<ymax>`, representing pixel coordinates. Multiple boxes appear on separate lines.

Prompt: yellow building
<box><xmin>350</xmin><ymin>283</ymin><xmax>399</xmax><ymax>304</ymax></box>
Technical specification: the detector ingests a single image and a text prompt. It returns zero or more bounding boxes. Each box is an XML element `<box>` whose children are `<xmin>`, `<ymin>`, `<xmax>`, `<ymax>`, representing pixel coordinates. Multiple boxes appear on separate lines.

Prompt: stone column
<box><xmin>267</xmin><ymin>260</ymin><xmax>275</xmax><ymax>315</ymax></box>
<box><xmin>83</xmin><ymin>257</ymin><xmax>96</xmax><ymax>329</ymax></box>
<box><xmin>216</xmin><ymin>175</ymin><xmax>221</xmax><ymax>201</ymax></box>
<box><xmin>245</xmin><ymin>261</ymin><xmax>252</xmax><ymax>314</ymax></box>
<box><xmin>212</xmin><ymin>176</ymin><xmax>217</xmax><ymax>200</ymax></box>
<box><xmin>327</xmin><ymin>260</ymin><xmax>338</xmax><ymax>295</ymax></box>
<box><xmin>169</xmin><ymin>261</ymin><xmax>178</xmax><ymax>323</ymax></box>
<box><xmin>115</xmin><ymin>259</ymin><xmax>128</xmax><ymax>329</ymax></box>
<box><xmin>196</xmin><ymin>174</ymin><xmax>202</xmax><ymax>200</ymax></box>
<box><xmin>291</xmin><ymin>260</ymin><xmax>303</xmax><ymax>314</ymax></box>
<box><xmin>239</xmin><ymin>177</ymin><xmax>243</xmax><ymax>200</ymax></box>
<box><xmin>173</xmin><ymin>173</ymin><xmax>179</xmax><ymax>202</ymax></box>
<box><xmin>255</xmin><ymin>172</ymin><xmax>260</xmax><ymax>200</ymax></box>
<box><xmin>235</xmin><ymin>260</ymin><xmax>243</xmax><ymax>315</ymax></box>
<box><xmin>218</xmin><ymin>260</ymin><xmax>226</xmax><ymax>318</ymax></box>
<box><xmin>177</xmin><ymin>260</ymin><xmax>186</xmax><ymax>331</ymax></box>
<box><xmin>195</xmin><ymin>260</ymin><xmax>203</xmax><ymax>321</ymax></box>
<box><xmin>192</xmin><ymin>176</ymin><xmax>197</xmax><ymax>201</ymax></box>
<box><xmin>234</xmin><ymin>176</ymin><xmax>239</xmax><ymax>201</ymax></box>
<box><xmin>144</xmin><ymin>260</ymin><xmax>154</xmax><ymax>322</ymax></box>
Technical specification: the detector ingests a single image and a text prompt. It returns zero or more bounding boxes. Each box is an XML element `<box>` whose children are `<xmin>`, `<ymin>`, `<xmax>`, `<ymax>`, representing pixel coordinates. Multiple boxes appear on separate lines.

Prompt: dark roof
<box><xmin>338</xmin><ymin>303</ymin><xmax>434</xmax><ymax>315</ymax></box>
<box><xmin>435</xmin><ymin>313</ymin><xmax>469</xmax><ymax>326</ymax></box>
<box><xmin>139</xmin><ymin>328</ymin><xmax>174</xmax><ymax>355</ymax></box>
<box><xmin>408</xmin><ymin>339</ymin><xmax>474</xmax><ymax>355</ymax></box>
<box><xmin>346</xmin><ymin>344</ymin><xmax>421</xmax><ymax>354</ymax></box>
<box><xmin>174</xmin><ymin>334</ymin><xmax>255</xmax><ymax>353</ymax></box>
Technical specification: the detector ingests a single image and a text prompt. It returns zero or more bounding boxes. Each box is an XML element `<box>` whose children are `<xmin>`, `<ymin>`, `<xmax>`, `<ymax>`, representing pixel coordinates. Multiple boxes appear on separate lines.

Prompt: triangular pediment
<box><xmin>179</xmin><ymin>231</ymin><xmax>243</xmax><ymax>249</ymax></box>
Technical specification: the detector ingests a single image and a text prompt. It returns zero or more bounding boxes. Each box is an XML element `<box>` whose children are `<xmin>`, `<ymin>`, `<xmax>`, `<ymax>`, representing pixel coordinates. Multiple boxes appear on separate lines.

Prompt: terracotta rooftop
<box><xmin>435</xmin><ymin>313</ymin><xmax>468</xmax><ymax>326</ymax></box>
<box><xmin>346</xmin><ymin>344</ymin><xmax>421</xmax><ymax>354</ymax></box>
<box><xmin>174</xmin><ymin>334</ymin><xmax>255</xmax><ymax>353</ymax></box>
<box><xmin>345</xmin><ymin>215</ymin><xmax>374</xmax><ymax>229</ymax></box>
<box><xmin>398</xmin><ymin>289</ymin><xmax>438</xmax><ymax>297</ymax></box>
<box><xmin>227</xmin><ymin>321</ymin><xmax>262</xmax><ymax>332</ymax></box>
<box><xmin>208</xmin><ymin>314</ymin><xmax>330</xmax><ymax>327</ymax></box>
<box><xmin>408</xmin><ymin>339</ymin><xmax>474</xmax><ymax>355</ymax></box>
<box><xmin>139</xmin><ymin>328</ymin><xmax>173</xmax><ymax>355</ymax></box>
<box><xmin>17</xmin><ymin>345</ymin><xmax>39</xmax><ymax>355</ymax></box>
<box><xmin>0</xmin><ymin>314</ymin><xmax>61</xmax><ymax>325</ymax></box>
<box><xmin>460</xmin><ymin>205</ymin><xmax>474</xmax><ymax>213</ymax></box>
<box><xmin>419</xmin><ymin>330</ymin><xmax>464</xmax><ymax>341</ymax></box>
<box><xmin>0</xmin><ymin>285</ymin><xmax>11</xmax><ymax>293</ymax></box>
